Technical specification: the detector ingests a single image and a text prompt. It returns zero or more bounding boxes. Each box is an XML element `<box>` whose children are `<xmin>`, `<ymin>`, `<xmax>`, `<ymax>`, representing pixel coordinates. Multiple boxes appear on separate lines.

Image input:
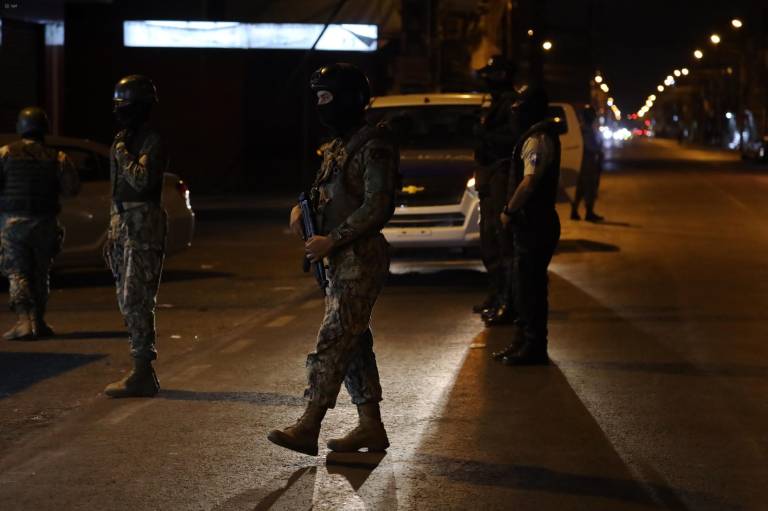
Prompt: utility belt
<box><xmin>111</xmin><ymin>200</ymin><xmax>157</xmax><ymax>215</ymax></box>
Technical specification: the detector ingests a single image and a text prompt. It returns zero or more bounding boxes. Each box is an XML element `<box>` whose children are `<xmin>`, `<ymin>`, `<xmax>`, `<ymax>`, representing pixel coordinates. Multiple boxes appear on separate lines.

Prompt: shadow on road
<box><xmin>159</xmin><ymin>389</ymin><xmax>305</xmax><ymax>406</ymax></box>
<box><xmin>405</xmin><ymin>296</ymin><xmax>738</xmax><ymax>510</ymax></box>
<box><xmin>0</xmin><ymin>352</ymin><xmax>106</xmax><ymax>399</ymax></box>
<box><xmin>39</xmin><ymin>268</ymin><xmax>235</xmax><ymax>289</ymax></box>
<box><xmin>54</xmin><ymin>330</ymin><xmax>126</xmax><ymax>340</ymax></box>
<box><xmin>556</xmin><ymin>239</ymin><xmax>620</xmax><ymax>254</ymax></box>
<box><xmin>386</xmin><ymin>268</ymin><xmax>486</xmax><ymax>288</ymax></box>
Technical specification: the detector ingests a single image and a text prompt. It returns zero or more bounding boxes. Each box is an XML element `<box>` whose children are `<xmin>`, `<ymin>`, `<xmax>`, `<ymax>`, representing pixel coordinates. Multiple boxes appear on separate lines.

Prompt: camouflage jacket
<box><xmin>110</xmin><ymin>125</ymin><xmax>167</xmax><ymax>204</ymax></box>
<box><xmin>109</xmin><ymin>125</ymin><xmax>168</xmax><ymax>250</ymax></box>
<box><xmin>312</xmin><ymin>123</ymin><xmax>399</xmax><ymax>248</ymax></box>
<box><xmin>0</xmin><ymin>138</ymin><xmax>81</xmax><ymax>209</ymax></box>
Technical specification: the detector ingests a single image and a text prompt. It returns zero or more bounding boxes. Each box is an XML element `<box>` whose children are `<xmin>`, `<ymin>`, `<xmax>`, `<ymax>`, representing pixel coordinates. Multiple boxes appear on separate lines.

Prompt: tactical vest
<box><xmin>511</xmin><ymin>120</ymin><xmax>561</xmax><ymax>222</ymax></box>
<box><xmin>0</xmin><ymin>140</ymin><xmax>61</xmax><ymax>215</ymax></box>
<box><xmin>111</xmin><ymin>129</ymin><xmax>164</xmax><ymax>204</ymax></box>
<box><xmin>312</xmin><ymin>122</ymin><xmax>399</xmax><ymax>236</ymax></box>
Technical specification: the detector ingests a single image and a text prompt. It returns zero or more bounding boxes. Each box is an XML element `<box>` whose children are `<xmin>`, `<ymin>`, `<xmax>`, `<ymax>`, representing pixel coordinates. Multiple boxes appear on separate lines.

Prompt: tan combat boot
<box><xmin>104</xmin><ymin>358</ymin><xmax>160</xmax><ymax>398</ymax></box>
<box><xmin>267</xmin><ymin>403</ymin><xmax>328</xmax><ymax>456</ymax></box>
<box><xmin>326</xmin><ymin>403</ymin><xmax>390</xmax><ymax>453</ymax></box>
<box><xmin>3</xmin><ymin>312</ymin><xmax>35</xmax><ymax>341</ymax></box>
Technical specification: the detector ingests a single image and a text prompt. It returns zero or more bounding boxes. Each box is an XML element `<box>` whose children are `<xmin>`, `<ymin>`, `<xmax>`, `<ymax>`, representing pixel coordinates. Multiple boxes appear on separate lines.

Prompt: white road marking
<box><xmin>221</xmin><ymin>338</ymin><xmax>252</xmax><ymax>354</ymax></box>
<box><xmin>265</xmin><ymin>315</ymin><xmax>295</xmax><ymax>328</ymax></box>
<box><xmin>99</xmin><ymin>400</ymin><xmax>156</xmax><ymax>426</ymax></box>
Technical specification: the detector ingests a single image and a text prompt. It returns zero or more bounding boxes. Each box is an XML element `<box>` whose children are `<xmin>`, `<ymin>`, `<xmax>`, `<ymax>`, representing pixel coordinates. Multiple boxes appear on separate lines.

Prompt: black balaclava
<box><xmin>316</xmin><ymin>91</ymin><xmax>364</xmax><ymax>133</ymax></box>
<box><xmin>310</xmin><ymin>64</ymin><xmax>370</xmax><ymax>135</ymax></box>
<box><xmin>512</xmin><ymin>85</ymin><xmax>550</xmax><ymax>134</ymax></box>
<box><xmin>114</xmin><ymin>102</ymin><xmax>151</xmax><ymax>130</ymax></box>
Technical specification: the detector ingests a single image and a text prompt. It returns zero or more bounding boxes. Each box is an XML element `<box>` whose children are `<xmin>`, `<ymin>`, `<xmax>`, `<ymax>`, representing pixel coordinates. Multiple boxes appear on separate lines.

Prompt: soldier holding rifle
<box><xmin>268</xmin><ymin>63</ymin><xmax>399</xmax><ymax>456</ymax></box>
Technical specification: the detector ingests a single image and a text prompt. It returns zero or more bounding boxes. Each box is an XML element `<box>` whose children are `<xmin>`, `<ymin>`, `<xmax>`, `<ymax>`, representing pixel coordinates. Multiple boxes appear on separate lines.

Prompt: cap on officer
<box><xmin>16</xmin><ymin>107</ymin><xmax>50</xmax><ymax>139</ymax></box>
<box><xmin>113</xmin><ymin>74</ymin><xmax>159</xmax><ymax>111</ymax></box>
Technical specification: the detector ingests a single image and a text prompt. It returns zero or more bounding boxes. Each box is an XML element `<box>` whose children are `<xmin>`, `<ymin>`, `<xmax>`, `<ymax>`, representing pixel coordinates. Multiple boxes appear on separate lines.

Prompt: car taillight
<box><xmin>176</xmin><ymin>180</ymin><xmax>191</xmax><ymax>209</ymax></box>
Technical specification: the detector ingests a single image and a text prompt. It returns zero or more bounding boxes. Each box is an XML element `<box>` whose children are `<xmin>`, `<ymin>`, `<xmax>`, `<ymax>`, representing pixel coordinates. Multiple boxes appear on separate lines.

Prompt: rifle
<box><xmin>298</xmin><ymin>192</ymin><xmax>328</xmax><ymax>293</ymax></box>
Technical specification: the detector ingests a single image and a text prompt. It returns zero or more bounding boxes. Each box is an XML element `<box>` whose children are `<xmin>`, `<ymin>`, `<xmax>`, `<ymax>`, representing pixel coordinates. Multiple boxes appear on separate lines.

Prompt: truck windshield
<box><xmin>367</xmin><ymin>105</ymin><xmax>481</xmax><ymax>150</ymax></box>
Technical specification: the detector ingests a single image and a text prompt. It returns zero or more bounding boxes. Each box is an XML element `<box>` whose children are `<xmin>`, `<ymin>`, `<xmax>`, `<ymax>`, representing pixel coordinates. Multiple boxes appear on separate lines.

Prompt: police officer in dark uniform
<box><xmin>103</xmin><ymin>75</ymin><xmax>169</xmax><ymax>398</ymax></box>
<box><xmin>0</xmin><ymin>107</ymin><xmax>80</xmax><ymax>340</ymax></box>
<box><xmin>497</xmin><ymin>85</ymin><xmax>561</xmax><ymax>365</ymax></box>
<box><xmin>473</xmin><ymin>55</ymin><xmax>519</xmax><ymax>325</ymax></box>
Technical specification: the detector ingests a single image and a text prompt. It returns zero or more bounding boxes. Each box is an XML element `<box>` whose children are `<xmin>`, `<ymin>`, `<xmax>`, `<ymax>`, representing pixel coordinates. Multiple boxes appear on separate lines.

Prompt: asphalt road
<box><xmin>1</xmin><ymin>138</ymin><xmax>767</xmax><ymax>510</ymax></box>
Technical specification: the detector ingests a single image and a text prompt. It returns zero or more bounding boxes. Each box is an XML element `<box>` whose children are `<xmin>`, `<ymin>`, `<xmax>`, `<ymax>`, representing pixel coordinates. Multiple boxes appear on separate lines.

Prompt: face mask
<box><xmin>315</xmin><ymin>89</ymin><xmax>362</xmax><ymax>133</ymax></box>
<box><xmin>114</xmin><ymin>103</ymin><xmax>150</xmax><ymax>129</ymax></box>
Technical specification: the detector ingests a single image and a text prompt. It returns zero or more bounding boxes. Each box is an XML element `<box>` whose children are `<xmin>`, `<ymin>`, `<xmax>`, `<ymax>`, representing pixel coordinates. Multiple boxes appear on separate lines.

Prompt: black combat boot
<box><xmin>585</xmin><ymin>210</ymin><xmax>604</xmax><ymax>222</ymax></box>
<box><xmin>104</xmin><ymin>358</ymin><xmax>160</xmax><ymax>398</ymax></box>
<box><xmin>327</xmin><ymin>402</ymin><xmax>390</xmax><ymax>453</ymax></box>
<box><xmin>483</xmin><ymin>304</ymin><xmax>517</xmax><ymax>327</ymax></box>
<box><xmin>32</xmin><ymin>308</ymin><xmax>55</xmax><ymax>338</ymax></box>
<box><xmin>3</xmin><ymin>312</ymin><xmax>35</xmax><ymax>341</ymax></box>
<box><xmin>570</xmin><ymin>208</ymin><xmax>581</xmax><ymax>221</ymax></box>
<box><xmin>502</xmin><ymin>340</ymin><xmax>549</xmax><ymax>366</ymax></box>
<box><xmin>473</xmin><ymin>295</ymin><xmax>496</xmax><ymax>314</ymax></box>
<box><xmin>267</xmin><ymin>403</ymin><xmax>328</xmax><ymax>456</ymax></box>
<box><xmin>491</xmin><ymin>325</ymin><xmax>524</xmax><ymax>360</ymax></box>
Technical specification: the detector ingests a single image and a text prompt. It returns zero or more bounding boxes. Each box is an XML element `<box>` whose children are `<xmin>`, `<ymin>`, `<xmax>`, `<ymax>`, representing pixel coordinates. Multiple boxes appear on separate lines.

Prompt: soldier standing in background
<box><xmin>473</xmin><ymin>55</ymin><xmax>520</xmax><ymax>326</ymax></box>
<box><xmin>0</xmin><ymin>107</ymin><xmax>80</xmax><ymax>340</ymax></box>
<box><xmin>103</xmin><ymin>75</ymin><xmax>168</xmax><ymax>398</ymax></box>
<box><xmin>571</xmin><ymin>105</ymin><xmax>604</xmax><ymax>222</ymax></box>
<box><xmin>268</xmin><ymin>63</ymin><xmax>398</xmax><ymax>456</ymax></box>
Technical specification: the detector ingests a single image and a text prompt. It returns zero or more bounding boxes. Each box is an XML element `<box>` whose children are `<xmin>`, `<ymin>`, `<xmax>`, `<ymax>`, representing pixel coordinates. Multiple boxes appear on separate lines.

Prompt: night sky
<box><xmin>589</xmin><ymin>0</ymin><xmax>760</xmax><ymax>115</ymax></box>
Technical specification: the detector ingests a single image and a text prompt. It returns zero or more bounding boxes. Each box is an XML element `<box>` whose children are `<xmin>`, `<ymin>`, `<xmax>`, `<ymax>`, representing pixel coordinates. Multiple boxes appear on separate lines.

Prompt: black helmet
<box><xmin>512</xmin><ymin>84</ymin><xmax>550</xmax><ymax>131</ymax></box>
<box><xmin>113</xmin><ymin>74</ymin><xmax>159</xmax><ymax>110</ymax></box>
<box><xmin>310</xmin><ymin>63</ymin><xmax>371</xmax><ymax>111</ymax></box>
<box><xmin>16</xmin><ymin>107</ymin><xmax>50</xmax><ymax>138</ymax></box>
<box><xmin>310</xmin><ymin>63</ymin><xmax>371</xmax><ymax>131</ymax></box>
<box><xmin>476</xmin><ymin>55</ymin><xmax>516</xmax><ymax>86</ymax></box>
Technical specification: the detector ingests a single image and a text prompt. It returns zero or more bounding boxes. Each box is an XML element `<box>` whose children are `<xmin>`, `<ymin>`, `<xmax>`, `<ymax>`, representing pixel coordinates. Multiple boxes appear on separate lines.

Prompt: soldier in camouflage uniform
<box><xmin>268</xmin><ymin>64</ymin><xmax>398</xmax><ymax>456</ymax></box>
<box><xmin>103</xmin><ymin>75</ymin><xmax>168</xmax><ymax>398</ymax></box>
<box><xmin>0</xmin><ymin>107</ymin><xmax>80</xmax><ymax>340</ymax></box>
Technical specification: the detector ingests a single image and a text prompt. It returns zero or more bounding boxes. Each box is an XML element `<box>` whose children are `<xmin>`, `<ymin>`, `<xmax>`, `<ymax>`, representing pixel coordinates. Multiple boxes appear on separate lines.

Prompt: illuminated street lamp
<box><xmin>731</xmin><ymin>19</ymin><xmax>743</xmax><ymax>29</ymax></box>
<box><xmin>649</xmin><ymin>94</ymin><xmax>657</xmax><ymax>101</ymax></box>
<box><xmin>674</xmin><ymin>69</ymin><xmax>681</xmax><ymax>77</ymax></box>
<box><xmin>681</xmin><ymin>68</ymin><xmax>690</xmax><ymax>76</ymax></box>
<box><xmin>694</xmin><ymin>49</ymin><xmax>704</xmax><ymax>59</ymax></box>
<box><xmin>542</xmin><ymin>40</ymin><xmax>553</xmax><ymax>51</ymax></box>
<box><xmin>607</xmin><ymin>97</ymin><xmax>614</xmax><ymax>106</ymax></box>
<box><xmin>657</xmin><ymin>85</ymin><xmax>665</xmax><ymax>92</ymax></box>
<box><xmin>600</xmin><ymin>83</ymin><xmax>609</xmax><ymax>93</ymax></box>
<box><xmin>594</xmin><ymin>74</ymin><xmax>603</xmax><ymax>83</ymax></box>
<box><xmin>710</xmin><ymin>34</ymin><xmax>721</xmax><ymax>45</ymax></box>
<box><xmin>527</xmin><ymin>29</ymin><xmax>534</xmax><ymax>37</ymax></box>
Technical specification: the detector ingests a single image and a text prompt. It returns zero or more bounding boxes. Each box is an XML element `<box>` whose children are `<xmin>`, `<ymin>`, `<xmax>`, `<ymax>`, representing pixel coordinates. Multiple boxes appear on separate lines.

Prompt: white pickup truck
<box><xmin>367</xmin><ymin>93</ymin><xmax>583</xmax><ymax>248</ymax></box>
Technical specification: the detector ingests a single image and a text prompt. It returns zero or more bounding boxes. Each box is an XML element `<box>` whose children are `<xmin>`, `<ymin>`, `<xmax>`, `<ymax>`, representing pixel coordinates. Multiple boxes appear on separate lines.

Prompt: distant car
<box><xmin>0</xmin><ymin>134</ymin><xmax>195</xmax><ymax>267</ymax></box>
<box><xmin>367</xmin><ymin>93</ymin><xmax>583</xmax><ymax>248</ymax></box>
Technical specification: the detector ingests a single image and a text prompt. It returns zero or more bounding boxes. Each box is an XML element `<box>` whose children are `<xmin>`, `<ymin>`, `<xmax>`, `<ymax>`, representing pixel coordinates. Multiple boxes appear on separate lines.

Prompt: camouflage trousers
<box><xmin>305</xmin><ymin>234</ymin><xmax>390</xmax><ymax>409</ymax></box>
<box><xmin>0</xmin><ymin>214</ymin><xmax>63</xmax><ymax>314</ymax></box>
<box><xmin>104</xmin><ymin>205</ymin><xmax>167</xmax><ymax>361</ymax></box>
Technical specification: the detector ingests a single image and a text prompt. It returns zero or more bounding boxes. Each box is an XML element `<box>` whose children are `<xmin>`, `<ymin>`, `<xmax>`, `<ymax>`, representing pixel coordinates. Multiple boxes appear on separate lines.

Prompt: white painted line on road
<box><xmin>300</xmin><ymin>299</ymin><xmax>324</xmax><ymax>310</ymax></box>
<box><xmin>100</xmin><ymin>400</ymin><xmax>156</xmax><ymax>426</ymax></box>
<box><xmin>265</xmin><ymin>315</ymin><xmax>295</xmax><ymax>328</ymax></box>
<box><xmin>221</xmin><ymin>338</ymin><xmax>252</xmax><ymax>354</ymax></box>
